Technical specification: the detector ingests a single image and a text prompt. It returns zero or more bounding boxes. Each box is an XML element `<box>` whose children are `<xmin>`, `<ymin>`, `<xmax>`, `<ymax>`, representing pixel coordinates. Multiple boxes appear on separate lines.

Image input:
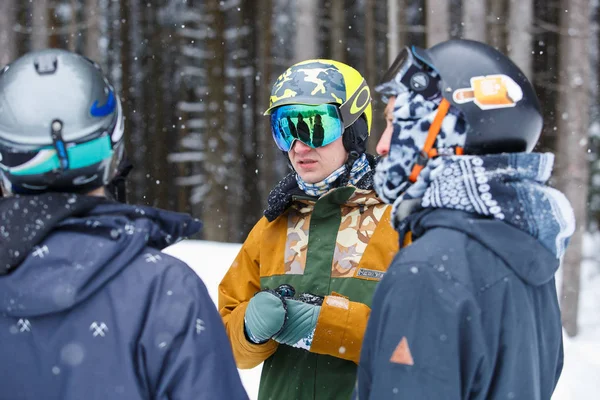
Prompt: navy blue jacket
<box><xmin>0</xmin><ymin>194</ymin><xmax>248</xmax><ymax>400</ymax></box>
<box><xmin>356</xmin><ymin>209</ymin><xmax>563</xmax><ymax>400</ymax></box>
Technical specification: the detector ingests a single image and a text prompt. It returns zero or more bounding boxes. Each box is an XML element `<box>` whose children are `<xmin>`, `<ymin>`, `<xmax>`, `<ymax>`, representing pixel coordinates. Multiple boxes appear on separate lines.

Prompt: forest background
<box><xmin>0</xmin><ymin>0</ymin><xmax>597</xmax><ymax>337</ymax></box>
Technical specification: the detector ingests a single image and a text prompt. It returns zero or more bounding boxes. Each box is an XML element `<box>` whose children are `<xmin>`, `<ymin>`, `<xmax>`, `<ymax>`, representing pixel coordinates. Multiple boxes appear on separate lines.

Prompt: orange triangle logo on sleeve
<box><xmin>390</xmin><ymin>336</ymin><xmax>414</xmax><ymax>366</ymax></box>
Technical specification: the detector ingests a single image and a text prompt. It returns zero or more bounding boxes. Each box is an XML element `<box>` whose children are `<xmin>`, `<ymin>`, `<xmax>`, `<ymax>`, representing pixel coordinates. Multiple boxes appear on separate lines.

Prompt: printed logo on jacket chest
<box><xmin>355</xmin><ymin>268</ymin><xmax>385</xmax><ymax>281</ymax></box>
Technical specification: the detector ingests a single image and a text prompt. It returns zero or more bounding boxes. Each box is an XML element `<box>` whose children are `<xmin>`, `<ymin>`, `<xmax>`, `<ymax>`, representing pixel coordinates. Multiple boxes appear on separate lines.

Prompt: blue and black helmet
<box><xmin>0</xmin><ymin>49</ymin><xmax>125</xmax><ymax>195</ymax></box>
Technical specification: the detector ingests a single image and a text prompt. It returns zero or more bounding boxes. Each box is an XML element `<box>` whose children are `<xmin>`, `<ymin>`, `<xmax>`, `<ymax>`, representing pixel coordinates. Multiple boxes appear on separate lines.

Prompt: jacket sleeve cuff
<box><xmin>228</xmin><ymin>302</ymin><xmax>279</xmax><ymax>369</ymax></box>
<box><xmin>310</xmin><ymin>293</ymin><xmax>370</xmax><ymax>364</ymax></box>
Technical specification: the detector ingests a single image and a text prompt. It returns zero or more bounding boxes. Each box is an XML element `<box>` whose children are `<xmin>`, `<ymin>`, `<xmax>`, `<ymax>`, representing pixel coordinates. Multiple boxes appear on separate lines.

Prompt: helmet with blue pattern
<box><xmin>0</xmin><ymin>49</ymin><xmax>124</xmax><ymax>195</ymax></box>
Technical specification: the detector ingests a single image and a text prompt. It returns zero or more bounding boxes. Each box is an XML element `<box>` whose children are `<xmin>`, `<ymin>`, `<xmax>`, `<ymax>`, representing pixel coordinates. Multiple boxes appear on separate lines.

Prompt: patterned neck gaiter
<box><xmin>297</xmin><ymin>153</ymin><xmax>371</xmax><ymax>197</ymax></box>
<box><xmin>394</xmin><ymin>153</ymin><xmax>576</xmax><ymax>259</ymax></box>
<box><xmin>374</xmin><ymin>91</ymin><xmax>468</xmax><ymax>204</ymax></box>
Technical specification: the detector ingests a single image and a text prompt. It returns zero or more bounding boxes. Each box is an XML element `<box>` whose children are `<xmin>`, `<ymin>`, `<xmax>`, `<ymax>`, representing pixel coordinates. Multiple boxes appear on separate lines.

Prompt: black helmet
<box><xmin>0</xmin><ymin>49</ymin><xmax>125</xmax><ymax>195</ymax></box>
<box><xmin>412</xmin><ymin>39</ymin><xmax>542</xmax><ymax>154</ymax></box>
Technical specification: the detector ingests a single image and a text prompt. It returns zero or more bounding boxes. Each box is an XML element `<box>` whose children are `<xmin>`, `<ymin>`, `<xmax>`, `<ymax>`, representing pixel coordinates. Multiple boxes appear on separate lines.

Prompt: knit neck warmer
<box><xmin>394</xmin><ymin>153</ymin><xmax>575</xmax><ymax>259</ymax></box>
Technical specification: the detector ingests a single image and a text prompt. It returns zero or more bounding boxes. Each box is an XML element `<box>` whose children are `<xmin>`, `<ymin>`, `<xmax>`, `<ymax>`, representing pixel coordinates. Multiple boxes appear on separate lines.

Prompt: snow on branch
<box><xmin>168</xmin><ymin>152</ymin><xmax>205</xmax><ymax>163</ymax></box>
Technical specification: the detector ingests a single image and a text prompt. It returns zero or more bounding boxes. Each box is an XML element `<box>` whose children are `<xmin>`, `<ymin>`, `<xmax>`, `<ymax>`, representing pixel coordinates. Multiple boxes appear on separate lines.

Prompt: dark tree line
<box><xmin>0</xmin><ymin>0</ymin><xmax>598</xmax><ymax>336</ymax></box>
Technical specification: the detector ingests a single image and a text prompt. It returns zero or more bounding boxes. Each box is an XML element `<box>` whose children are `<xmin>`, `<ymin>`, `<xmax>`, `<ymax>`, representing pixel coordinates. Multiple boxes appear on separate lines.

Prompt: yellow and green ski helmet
<box><xmin>264</xmin><ymin>59</ymin><xmax>372</xmax><ymax>135</ymax></box>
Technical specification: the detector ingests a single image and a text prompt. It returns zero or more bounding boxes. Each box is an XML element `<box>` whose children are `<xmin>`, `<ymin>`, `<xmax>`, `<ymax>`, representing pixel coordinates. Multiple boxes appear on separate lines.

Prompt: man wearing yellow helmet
<box><xmin>218</xmin><ymin>60</ymin><xmax>399</xmax><ymax>399</ymax></box>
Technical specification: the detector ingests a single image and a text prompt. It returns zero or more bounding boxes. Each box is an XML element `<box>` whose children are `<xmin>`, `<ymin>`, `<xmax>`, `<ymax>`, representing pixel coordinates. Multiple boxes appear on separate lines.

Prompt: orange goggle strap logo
<box><xmin>408</xmin><ymin>98</ymin><xmax>452</xmax><ymax>183</ymax></box>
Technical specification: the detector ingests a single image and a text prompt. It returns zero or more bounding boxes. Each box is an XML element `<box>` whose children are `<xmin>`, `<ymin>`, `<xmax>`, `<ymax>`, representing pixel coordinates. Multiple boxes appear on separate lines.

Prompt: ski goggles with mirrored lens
<box><xmin>375</xmin><ymin>46</ymin><xmax>440</xmax><ymax>100</ymax></box>
<box><xmin>270</xmin><ymin>103</ymin><xmax>346</xmax><ymax>152</ymax></box>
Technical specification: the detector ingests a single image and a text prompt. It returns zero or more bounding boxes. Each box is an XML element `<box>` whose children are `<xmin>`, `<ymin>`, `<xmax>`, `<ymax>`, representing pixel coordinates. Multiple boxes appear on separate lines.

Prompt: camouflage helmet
<box><xmin>264</xmin><ymin>59</ymin><xmax>373</xmax><ymax>136</ymax></box>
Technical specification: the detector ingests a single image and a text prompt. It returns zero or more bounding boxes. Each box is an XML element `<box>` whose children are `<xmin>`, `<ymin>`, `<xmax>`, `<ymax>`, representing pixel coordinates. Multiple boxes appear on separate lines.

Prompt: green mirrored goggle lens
<box><xmin>270</xmin><ymin>103</ymin><xmax>344</xmax><ymax>152</ymax></box>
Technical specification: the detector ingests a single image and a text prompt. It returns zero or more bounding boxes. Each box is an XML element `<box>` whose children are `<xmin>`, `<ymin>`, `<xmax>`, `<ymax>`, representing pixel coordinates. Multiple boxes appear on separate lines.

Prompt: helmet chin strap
<box><xmin>408</xmin><ymin>98</ymin><xmax>462</xmax><ymax>182</ymax></box>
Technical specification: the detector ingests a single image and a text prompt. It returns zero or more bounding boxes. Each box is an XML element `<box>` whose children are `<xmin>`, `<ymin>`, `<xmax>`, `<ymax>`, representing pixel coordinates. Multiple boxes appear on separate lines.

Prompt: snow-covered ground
<box><xmin>164</xmin><ymin>236</ymin><xmax>600</xmax><ymax>400</ymax></box>
<box><xmin>552</xmin><ymin>233</ymin><xmax>600</xmax><ymax>400</ymax></box>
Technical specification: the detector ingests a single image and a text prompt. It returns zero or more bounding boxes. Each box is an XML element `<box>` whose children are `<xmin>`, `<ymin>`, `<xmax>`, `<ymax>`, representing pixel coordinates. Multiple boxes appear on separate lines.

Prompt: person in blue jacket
<box><xmin>0</xmin><ymin>49</ymin><xmax>248</xmax><ymax>400</ymax></box>
<box><xmin>355</xmin><ymin>39</ymin><xmax>576</xmax><ymax>399</ymax></box>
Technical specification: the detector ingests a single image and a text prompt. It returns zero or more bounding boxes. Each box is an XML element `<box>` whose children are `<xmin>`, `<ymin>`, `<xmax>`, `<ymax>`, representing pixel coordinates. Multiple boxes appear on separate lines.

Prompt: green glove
<box><xmin>244</xmin><ymin>290</ymin><xmax>287</xmax><ymax>344</ymax></box>
<box><xmin>272</xmin><ymin>298</ymin><xmax>321</xmax><ymax>350</ymax></box>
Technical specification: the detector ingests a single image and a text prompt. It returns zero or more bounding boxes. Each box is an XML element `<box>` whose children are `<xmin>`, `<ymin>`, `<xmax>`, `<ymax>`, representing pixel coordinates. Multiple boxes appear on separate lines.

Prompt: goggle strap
<box><xmin>50</xmin><ymin>119</ymin><xmax>69</xmax><ymax>171</ymax></box>
<box><xmin>338</xmin><ymin>79</ymin><xmax>371</xmax><ymax>129</ymax></box>
<box><xmin>408</xmin><ymin>98</ymin><xmax>451</xmax><ymax>183</ymax></box>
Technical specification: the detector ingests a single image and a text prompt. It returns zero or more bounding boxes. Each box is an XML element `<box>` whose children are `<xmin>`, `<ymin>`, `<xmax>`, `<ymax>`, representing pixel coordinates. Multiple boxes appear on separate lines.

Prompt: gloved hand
<box><xmin>244</xmin><ymin>290</ymin><xmax>287</xmax><ymax>344</ymax></box>
<box><xmin>272</xmin><ymin>294</ymin><xmax>322</xmax><ymax>350</ymax></box>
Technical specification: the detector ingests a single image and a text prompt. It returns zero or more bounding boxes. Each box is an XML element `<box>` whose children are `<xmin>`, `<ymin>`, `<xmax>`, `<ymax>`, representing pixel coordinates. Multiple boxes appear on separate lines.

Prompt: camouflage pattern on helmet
<box><xmin>266</xmin><ymin>61</ymin><xmax>348</xmax><ymax>112</ymax></box>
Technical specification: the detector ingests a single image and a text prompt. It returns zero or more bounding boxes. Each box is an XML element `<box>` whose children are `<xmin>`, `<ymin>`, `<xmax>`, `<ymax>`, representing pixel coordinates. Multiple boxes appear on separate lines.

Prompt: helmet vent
<box><xmin>34</xmin><ymin>54</ymin><xmax>58</xmax><ymax>75</ymax></box>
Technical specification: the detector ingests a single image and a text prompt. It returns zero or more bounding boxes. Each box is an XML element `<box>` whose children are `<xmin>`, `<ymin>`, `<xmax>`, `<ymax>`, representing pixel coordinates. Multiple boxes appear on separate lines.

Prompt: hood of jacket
<box><xmin>403</xmin><ymin>208</ymin><xmax>559</xmax><ymax>286</ymax></box>
<box><xmin>0</xmin><ymin>193</ymin><xmax>201</xmax><ymax>317</ymax></box>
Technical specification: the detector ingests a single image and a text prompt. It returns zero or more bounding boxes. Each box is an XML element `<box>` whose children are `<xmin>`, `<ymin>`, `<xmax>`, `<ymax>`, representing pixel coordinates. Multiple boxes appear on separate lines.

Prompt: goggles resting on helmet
<box><xmin>375</xmin><ymin>46</ymin><xmax>440</xmax><ymax>100</ymax></box>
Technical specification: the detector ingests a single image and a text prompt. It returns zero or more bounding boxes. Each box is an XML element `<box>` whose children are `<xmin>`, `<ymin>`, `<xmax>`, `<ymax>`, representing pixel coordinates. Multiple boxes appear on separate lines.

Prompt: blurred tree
<box><xmin>364</xmin><ymin>0</ymin><xmax>376</xmax><ymax>91</ymax></box>
<box><xmin>120</xmin><ymin>0</ymin><xmax>147</xmax><ymax>205</ymax></box>
<box><xmin>251</xmin><ymin>0</ymin><xmax>277</xmax><ymax>220</ymax></box>
<box><xmin>487</xmin><ymin>0</ymin><xmax>507</xmax><ymax>52</ymax></box>
<box><xmin>386</xmin><ymin>0</ymin><xmax>406</xmax><ymax>65</ymax></box>
<box><xmin>67</xmin><ymin>0</ymin><xmax>79</xmax><ymax>52</ymax></box>
<box><xmin>556</xmin><ymin>0</ymin><xmax>591</xmax><ymax>337</ymax></box>
<box><xmin>532</xmin><ymin>0</ymin><xmax>560</xmax><ymax>154</ymax></box>
<box><xmin>406</xmin><ymin>0</ymin><xmax>426</xmax><ymax>48</ymax></box>
<box><xmin>202</xmin><ymin>0</ymin><xmax>230</xmax><ymax>242</ymax></box>
<box><xmin>0</xmin><ymin>0</ymin><xmax>17</xmax><ymax>66</ymax></box>
<box><xmin>462</xmin><ymin>0</ymin><xmax>486</xmax><ymax>41</ymax></box>
<box><xmin>508</xmin><ymin>0</ymin><xmax>533</xmax><ymax>80</ymax></box>
<box><xmin>294</xmin><ymin>0</ymin><xmax>319</xmax><ymax>61</ymax></box>
<box><xmin>426</xmin><ymin>0</ymin><xmax>449</xmax><ymax>46</ymax></box>
<box><xmin>589</xmin><ymin>0</ymin><xmax>600</xmax><ymax>229</ymax></box>
<box><xmin>330</xmin><ymin>0</ymin><xmax>345</xmax><ymax>61</ymax></box>
<box><xmin>31</xmin><ymin>0</ymin><xmax>49</xmax><ymax>50</ymax></box>
<box><xmin>84</xmin><ymin>0</ymin><xmax>101</xmax><ymax>62</ymax></box>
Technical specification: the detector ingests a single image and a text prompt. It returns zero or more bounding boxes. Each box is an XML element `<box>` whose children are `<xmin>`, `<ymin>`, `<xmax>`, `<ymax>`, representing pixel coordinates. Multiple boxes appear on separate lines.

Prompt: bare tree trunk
<box><xmin>387</xmin><ymin>0</ymin><xmax>399</xmax><ymax>63</ymax></box>
<box><xmin>425</xmin><ymin>0</ymin><xmax>449</xmax><ymax>47</ymax></box>
<box><xmin>557</xmin><ymin>0</ymin><xmax>591</xmax><ymax>337</ymax></box>
<box><xmin>146</xmin><ymin>3</ymin><xmax>170</xmax><ymax>210</ymax></box>
<box><xmin>203</xmin><ymin>1</ymin><xmax>230</xmax><ymax>242</ymax></box>
<box><xmin>387</xmin><ymin>0</ymin><xmax>407</xmax><ymax>64</ymax></box>
<box><xmin>106</xmin><ymin>0</ymin><xmax>122</xmax><ymax>91</ymax></box>
<box><xmin>589</xmin><ymin>0</ymin><xmax>600</xmax><ymax>228</ymax></box>
<box><xmin>68</xmin><ymin>0</ymin><xmax>78</xmax><ymax>52</ymax></box>
<box><xmin>508</xmin><ymin>0</ymin><xmax>533</xmax><ymax>80</ymax></box>
<box><xmin>330</xmin><ymin>0</ymin><xmax>345</xmax><ymax>61</ymax></box>
<box><xmin>462</xmin><ymin>0</ymin><xmax>486</xmax><ymax>41</ymax></box>
<box><xmin>364</xmin><ymin>0</ymin><xmax>376</xmax><ymax>90</ymax></box>
<box><xmin>84</xmin><ymin>0</ymin><xmax>101</xmax><ymax>62</ymax></box>
<box><xmin>31</xmin><ymin>0</ymin><xmax>49</xmax><ymax>50</ymax></box>
<box><xmin>294</xmin><ymin>0</ymin><xmax>319</xmax><ymax>61</ymax></box>
<box><xmin>532</xmin><ymin>0</ymin><xmax>560</xmax><ymax>152</ymax></box>
<box><xmin>254</xmin><ymin>0</ymin><xmax>276</xmax><ymax>213</ymax></box>
<box><xmin>0</xmin><ymin>0</ymin><xmax>16</xmax><ymax>66</ymax></box>
<box><xmin>487</xmin><ymin>0</ymin><xmax>506</xmax><ymax>51</ymax></box>
<box><xmin>120</xmin><ymin>0</ymin><xmax>148</xmax><ymax>205</ymax></box>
